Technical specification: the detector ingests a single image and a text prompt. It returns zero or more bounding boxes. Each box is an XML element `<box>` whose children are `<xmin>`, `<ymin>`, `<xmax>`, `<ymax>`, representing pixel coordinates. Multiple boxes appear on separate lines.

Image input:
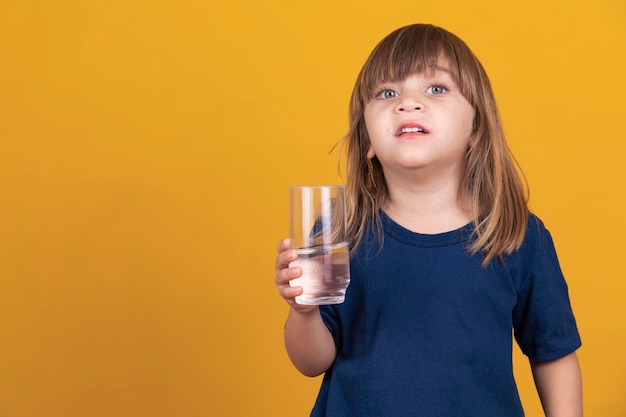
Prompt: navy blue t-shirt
<box><xmin>312</xmin><ymin>211</ymin><xmax>581</xmax><ymax>416</ymax></box>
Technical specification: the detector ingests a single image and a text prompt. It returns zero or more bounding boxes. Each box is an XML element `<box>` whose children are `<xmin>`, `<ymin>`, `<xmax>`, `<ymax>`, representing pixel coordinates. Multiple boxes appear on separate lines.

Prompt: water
<box><xmin>289</xmin><ymin>242</ymin><xmax>350</xmax><ymax>305</ymax></box>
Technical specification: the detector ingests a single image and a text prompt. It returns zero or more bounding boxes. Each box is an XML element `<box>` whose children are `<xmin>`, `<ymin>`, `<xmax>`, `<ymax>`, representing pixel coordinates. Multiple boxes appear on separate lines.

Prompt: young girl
<box><xmin>274</xmin><ymin>24</ymin><xmax>582</xmax><ymax>416</ymax></box>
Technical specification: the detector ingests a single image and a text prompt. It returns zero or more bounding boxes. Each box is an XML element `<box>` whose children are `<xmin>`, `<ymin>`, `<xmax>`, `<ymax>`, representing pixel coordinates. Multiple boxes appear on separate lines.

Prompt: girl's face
<box><xmin>364</xmin><ymin>63</ymin><xmax>475</xmax><ymax>183</ymax></box>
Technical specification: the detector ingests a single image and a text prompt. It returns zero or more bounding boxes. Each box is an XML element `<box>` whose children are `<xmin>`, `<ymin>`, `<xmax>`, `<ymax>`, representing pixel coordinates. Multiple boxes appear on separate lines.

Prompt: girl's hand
<box><xmin>274</xmin><ymin>238</ymin><xmax>318</xmax><ymax>315</ymax></box>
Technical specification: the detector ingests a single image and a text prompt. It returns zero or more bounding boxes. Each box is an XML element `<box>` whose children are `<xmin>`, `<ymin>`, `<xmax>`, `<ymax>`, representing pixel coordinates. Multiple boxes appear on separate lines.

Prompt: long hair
<box><xmin>343</xmin><ymin>24</ymin><xmax>528</xmax><ymax>266</ymax></box>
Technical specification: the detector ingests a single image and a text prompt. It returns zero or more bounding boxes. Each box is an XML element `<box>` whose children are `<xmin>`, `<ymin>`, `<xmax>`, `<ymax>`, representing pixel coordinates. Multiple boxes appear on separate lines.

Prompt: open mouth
<box><xmin>397</xmin><ymin>124</ymin><xmax>429</xmax><ymax>136</ymax></box>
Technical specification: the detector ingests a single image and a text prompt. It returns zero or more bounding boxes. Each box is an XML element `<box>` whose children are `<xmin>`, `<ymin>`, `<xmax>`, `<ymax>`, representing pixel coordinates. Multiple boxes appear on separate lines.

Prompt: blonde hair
<box><xmin>343</xmin><ymin>24</ymin><xmax>528</xmax><ymax>266</ymax></box>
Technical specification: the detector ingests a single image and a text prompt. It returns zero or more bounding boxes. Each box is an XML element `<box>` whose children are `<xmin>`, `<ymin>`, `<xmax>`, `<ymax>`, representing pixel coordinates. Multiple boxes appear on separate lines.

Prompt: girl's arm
<box><xmin>530</xmin><ymin>352</ymin><xmax>583</xmax><ymax>417</ymax></box>
<box><xmin>275</xmin><ymin>239</ymin><xmax>337</xmax><ymax>377</ymax></box>
<box><xmin>284</xmin><ymin>307</ymin><xmax>337</xmax><ymax>377</ymax></box>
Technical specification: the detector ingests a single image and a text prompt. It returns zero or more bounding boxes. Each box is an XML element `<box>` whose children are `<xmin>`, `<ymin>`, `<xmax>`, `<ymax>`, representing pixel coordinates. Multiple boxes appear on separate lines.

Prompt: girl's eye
<box><xmin>376</xmin><ymin>89</ymin><xmax>399</xmax><ymax>99</ymax></box>
<box><xmin>427</xmin><ymin>85</ymin><xmax>447</xmax><ymax>95</ymax></box>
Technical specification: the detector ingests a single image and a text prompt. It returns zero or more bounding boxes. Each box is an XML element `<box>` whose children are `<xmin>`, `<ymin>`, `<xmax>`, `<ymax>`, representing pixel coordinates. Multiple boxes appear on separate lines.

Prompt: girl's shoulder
<box><xmin>522</xmin><ymin>212</ymin><xmax>552</xmax><ymax>248</ymax></box>
<box><xmin>508</xmin><ymin>211</ymin><xmax>560</xmax><ymax>269</ymax></box>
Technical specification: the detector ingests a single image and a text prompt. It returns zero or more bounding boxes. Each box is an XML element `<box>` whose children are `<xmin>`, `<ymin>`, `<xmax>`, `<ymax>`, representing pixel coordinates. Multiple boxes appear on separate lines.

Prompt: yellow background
<box><xmin>0</xmin><ymin>0</ymin><xmax>624</xmax><ymax>416</ymax></box>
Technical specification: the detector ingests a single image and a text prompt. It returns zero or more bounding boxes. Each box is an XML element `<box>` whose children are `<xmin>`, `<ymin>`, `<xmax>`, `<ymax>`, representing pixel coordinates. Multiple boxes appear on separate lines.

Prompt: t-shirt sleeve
<box><xmin>319</xmin><ymin>304</ymin><xmax>343</xmax><ymax>349</ymax></box>
<box><xmin>512</xmin><ymin>218</ymin><xmax>582</xmax><ymax>361</ymax></box>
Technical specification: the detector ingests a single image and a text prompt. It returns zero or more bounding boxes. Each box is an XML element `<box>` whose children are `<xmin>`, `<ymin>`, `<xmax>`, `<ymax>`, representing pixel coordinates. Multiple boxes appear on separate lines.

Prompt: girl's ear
<box><xmin>366</xmin><ymin>145</ymin><xmax>376</xmax><ymax>159</ymax></box>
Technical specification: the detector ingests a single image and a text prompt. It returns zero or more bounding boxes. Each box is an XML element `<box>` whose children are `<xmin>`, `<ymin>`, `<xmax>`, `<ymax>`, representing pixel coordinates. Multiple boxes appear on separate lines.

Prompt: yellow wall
<box><xmin>0</xmin><ymin>1</ymin><xmax>624</xmax><ymax>416</ymax></box>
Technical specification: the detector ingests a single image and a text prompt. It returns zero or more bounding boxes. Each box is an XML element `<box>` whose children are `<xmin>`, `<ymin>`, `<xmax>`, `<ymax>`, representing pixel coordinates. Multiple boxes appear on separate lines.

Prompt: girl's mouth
<box><xmin>401</xmin><ymin>127</ymin><xmax>426</xmax><ymax>134</ymax></box>
<box><xmin>396</xmin><ymin>123</ymin><xmax>430</xmax><ymax>136</ymax></box>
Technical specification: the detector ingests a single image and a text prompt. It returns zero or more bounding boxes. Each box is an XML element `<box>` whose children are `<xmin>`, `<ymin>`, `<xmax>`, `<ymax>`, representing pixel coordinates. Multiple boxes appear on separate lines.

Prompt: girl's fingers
<box><xmin>275</xmin><ymin>238</ymin><xmax>311</xmax><ymax>308</ymax></box>
<box><xmin>276</xmin><ymin>238</ymin><xmax>290</xmax><ymax>251</ymax></box>
<box><xmin>275</xmin><ymin>241</ymin><xmax>298</xmax><ymax>274</ymax></box>
<box><xmin>281</xmin><ymin>284</ymin><xmax>303</xmax><ymax>300</ymax></box>
<box><xmin>275</xmin><ymin>264</ymin><xmax>301</xmax><ymax>286</ymax></box>
<box><xmin>275</xmin><ymin>239</ymin><xmax>301</xmax><ymax>289</ymax></box>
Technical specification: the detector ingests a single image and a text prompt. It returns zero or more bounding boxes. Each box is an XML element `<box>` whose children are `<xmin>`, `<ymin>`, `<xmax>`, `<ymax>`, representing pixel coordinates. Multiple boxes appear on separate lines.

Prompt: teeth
<box><xmin>401</xmin><ymin>127</ymin><xmax>424</xmax><ymax>133</ymax></box>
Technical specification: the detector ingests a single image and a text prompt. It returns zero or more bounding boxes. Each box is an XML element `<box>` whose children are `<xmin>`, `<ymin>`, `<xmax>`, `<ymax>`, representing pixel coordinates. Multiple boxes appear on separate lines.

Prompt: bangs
<box><xmin>356</xmin><ymin>25</ymin><xmax>471</xmax><ymax>102</ymax></box>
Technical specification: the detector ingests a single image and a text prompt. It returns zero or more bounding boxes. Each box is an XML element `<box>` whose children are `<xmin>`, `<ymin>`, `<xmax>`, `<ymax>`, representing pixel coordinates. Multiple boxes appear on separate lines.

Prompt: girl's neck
<box><xmin>382</xmin><ymin>176</ymin><xmax>473</xmax><ymax>235</ymax></box>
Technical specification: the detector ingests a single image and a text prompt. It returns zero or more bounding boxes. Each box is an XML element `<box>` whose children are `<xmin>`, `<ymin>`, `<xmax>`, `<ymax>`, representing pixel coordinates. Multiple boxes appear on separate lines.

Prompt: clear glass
<box><xmin>288</xmin><ymin>185</ymin><xmax>351</xmax><ymax>305</ymax></box>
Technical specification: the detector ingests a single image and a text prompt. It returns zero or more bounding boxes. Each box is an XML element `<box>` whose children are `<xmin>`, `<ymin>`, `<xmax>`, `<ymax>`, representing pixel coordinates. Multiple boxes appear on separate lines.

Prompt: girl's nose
<box><xmin>396</xmin><ymin>96</ymin><xmax>423</xmax><ymax>112</ymax></box>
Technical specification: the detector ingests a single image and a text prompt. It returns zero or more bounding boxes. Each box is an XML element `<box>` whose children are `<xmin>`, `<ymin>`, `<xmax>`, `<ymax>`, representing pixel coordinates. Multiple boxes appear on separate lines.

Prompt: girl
<box><xmin>274</xmin><ymin>24</ymin><xmax>582</xmax><ymax>416</ymax></box>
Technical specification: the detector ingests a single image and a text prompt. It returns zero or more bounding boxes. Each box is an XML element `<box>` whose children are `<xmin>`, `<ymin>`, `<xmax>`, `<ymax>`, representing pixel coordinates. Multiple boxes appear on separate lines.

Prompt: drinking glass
<box><xmin>288</xmin><ymin>185</ymin><xmax>351</xmax><ymax>305</ymax></box>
